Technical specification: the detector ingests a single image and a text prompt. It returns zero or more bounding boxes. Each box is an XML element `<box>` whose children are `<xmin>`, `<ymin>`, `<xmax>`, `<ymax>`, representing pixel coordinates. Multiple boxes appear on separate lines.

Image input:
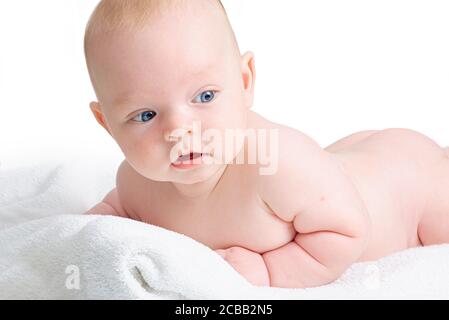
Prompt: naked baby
<box><xmin>84</xmin><ymin>0</ymin><xmax>449</xmax><ymax>288</ymax></box>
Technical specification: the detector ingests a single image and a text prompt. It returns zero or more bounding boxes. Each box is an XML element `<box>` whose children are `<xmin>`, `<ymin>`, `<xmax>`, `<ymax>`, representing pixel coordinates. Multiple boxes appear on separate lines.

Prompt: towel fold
<box><xmin>1</xmin><ymin>214</ymin><xmax>448</xmax><ymax>299</ymax></box>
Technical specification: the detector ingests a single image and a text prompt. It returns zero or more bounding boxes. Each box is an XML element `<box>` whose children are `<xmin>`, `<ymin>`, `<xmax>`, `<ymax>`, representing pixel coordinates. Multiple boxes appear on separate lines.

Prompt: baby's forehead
<box><xmin>85</xmin><ymin>0</ymin><xmax>239</xmax><ymax>102</ymax></box>
<box><xmin>95</xmin><ymin>46</ymin><xmax>229</xmax><ymax>108</ymax></box>
<box><xmin>93</xmin><ymin>17</ymin><xmax>233</xmax><ymax>71</ymax></box>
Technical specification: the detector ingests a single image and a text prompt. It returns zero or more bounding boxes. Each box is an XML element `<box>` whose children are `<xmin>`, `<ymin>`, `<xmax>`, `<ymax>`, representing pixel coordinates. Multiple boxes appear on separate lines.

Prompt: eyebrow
<box><xmin>179</xmin><ymin>63</ymin><xmax>218</xmax><ymax>84</ymax></box>
<box><xmin>111</xmin><ymin>95</ymin><xmax>140</xmax><ymax>107</ymax></box>
<box><xmin>111</xmin><ymin>64</ymin><xmax>219</xmax><ymax>109</ymax></box>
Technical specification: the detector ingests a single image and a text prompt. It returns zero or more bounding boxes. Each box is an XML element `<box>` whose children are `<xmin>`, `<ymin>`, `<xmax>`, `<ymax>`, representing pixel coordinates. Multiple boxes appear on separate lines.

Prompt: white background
<box><xmin>1</xmin><ymin>0</ymin><xmax>448</xmax><ymax>170</ymax></box>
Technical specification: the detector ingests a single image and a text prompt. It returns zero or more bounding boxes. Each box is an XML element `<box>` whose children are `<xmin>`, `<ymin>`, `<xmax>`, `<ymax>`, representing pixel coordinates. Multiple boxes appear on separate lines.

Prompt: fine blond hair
<box><xmin>84</xmin><ymin>0</ymin><xmax>230</xmax><ymax>60</ymax></box>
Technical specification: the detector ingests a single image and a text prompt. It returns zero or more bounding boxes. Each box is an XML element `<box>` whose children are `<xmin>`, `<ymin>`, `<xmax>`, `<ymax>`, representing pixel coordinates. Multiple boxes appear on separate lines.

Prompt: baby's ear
<box><xmin>90</xmin><ymin>102</ymin><xmax>112</xmax><ymax>136</ymax></box>
<box><xmin>240</xmin><ymin>51</ymin><xmax>256</xmax><ymax>108</ymax></box>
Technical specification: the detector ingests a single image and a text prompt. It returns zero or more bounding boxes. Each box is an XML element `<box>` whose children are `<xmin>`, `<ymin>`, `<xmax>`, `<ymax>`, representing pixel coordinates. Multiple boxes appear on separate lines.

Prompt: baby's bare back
<box><xmin>328</xmin><ymin>128</ymin><xmax>448</xmax><ymax>260</ymax></box>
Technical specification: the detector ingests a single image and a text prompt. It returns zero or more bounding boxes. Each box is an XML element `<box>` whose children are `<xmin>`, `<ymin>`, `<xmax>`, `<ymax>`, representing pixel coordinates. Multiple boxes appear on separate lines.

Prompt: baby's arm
<box><xmin>258</xmin><ymin>127</ymin><xmax>371</xmax><ymax>288</ymax></box>
<box><xmin>85</xmin><ymin>188</ymin><xmax>129</xmax><ymax>218</ymax></box>
<box><xmin>215</xmin><ymin>246</ymin><xmax>270</xmax><ymax>287</ymax></box>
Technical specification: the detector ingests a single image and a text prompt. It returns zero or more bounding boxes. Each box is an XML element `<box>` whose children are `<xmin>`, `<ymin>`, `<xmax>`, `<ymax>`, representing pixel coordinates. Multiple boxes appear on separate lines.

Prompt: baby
<box><xmin>84</xmin><ymin>0</ymin><xmax>449</xmax><ymax>288</ymax></box>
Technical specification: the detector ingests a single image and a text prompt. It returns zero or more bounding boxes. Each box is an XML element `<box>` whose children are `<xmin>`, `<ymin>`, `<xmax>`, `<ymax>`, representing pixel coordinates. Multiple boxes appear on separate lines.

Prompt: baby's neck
<box><xmin>170</xmin><ymin>164</ymin><xmax>228</xmax><ymax>200</ymax></box>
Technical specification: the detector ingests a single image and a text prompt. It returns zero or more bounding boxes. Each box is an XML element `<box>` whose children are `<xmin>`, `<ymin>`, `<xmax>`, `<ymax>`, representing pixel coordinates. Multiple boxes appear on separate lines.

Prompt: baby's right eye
<box><xmin>132</xmin><ymin>111</ymin><xmax>157</xmax><ymax>123</ymax></box>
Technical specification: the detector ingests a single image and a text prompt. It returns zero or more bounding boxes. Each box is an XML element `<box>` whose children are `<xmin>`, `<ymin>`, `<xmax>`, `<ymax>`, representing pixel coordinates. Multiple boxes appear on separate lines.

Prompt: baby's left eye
<box><xmin>193</xmin><ymin>90</ymin><xmax>217</xmax><ymax>104</ymax></box>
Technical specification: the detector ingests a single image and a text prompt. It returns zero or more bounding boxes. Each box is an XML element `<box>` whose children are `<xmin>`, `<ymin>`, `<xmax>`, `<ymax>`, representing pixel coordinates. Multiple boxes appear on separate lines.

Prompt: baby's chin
<box><xmin>132</xmin><ymin>160</ymin><xmax>225</xmax><ymax>184</ymax></box>
<box><xmin>168</xmin><ymin>161</ymin><xmax>227</xmax><ymax>184</ymax></box>
<box><xmin>170</xmin><ymin>167</ymin><xmax>224</xmax><ymax>184</ymax></box>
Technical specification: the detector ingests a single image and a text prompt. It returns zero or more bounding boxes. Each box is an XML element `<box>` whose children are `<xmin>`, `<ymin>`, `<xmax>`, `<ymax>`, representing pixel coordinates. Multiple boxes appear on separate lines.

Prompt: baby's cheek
<box><xmin>119</xmin><ymin>138</ymin><xmax>158</xmax><ymax>167</ymax></box>
<box><xmin>134</xmin><ymin>141</ymin><xmax>164</xmax><ymax>164</ymax></box>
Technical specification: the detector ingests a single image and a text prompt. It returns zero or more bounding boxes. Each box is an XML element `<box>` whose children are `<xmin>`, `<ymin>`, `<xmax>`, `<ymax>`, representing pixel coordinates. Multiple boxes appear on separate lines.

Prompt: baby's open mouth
<box><xmin>177</xmin><ymin>152</ymin><xmax>203</xmax><ymax>162</ymax></box>
<box><xmin>172</xmin><ymin>152</ymin><xmax>212</xmax><ymax>165</ymax></box>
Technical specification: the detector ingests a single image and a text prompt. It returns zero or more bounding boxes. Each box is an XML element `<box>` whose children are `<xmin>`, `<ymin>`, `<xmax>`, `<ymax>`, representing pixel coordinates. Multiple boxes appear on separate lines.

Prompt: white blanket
<box><xmin>1</xmin><ymin>157</ymin><xmax>449</xmax><ymax>299</ymax></box>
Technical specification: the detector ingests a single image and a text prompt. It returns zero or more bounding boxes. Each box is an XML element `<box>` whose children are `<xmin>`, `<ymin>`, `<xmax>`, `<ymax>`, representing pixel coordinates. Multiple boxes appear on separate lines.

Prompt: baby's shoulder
<box><xmin>251</xmin><ymin>118</ymin><xmax>345</xmax><ymax>221</ymax></box>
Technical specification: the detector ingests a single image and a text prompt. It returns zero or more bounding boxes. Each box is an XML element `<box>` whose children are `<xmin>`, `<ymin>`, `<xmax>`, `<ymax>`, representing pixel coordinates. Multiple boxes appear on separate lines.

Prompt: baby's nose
<box><xmin>164</xmin><ymin>124</ymin><xmax>193</xmax><ymax>142</ymax></box>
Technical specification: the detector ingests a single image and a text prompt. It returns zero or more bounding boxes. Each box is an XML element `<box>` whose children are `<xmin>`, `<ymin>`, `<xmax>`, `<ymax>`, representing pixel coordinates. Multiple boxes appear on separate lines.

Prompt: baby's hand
<box><xmin>215</xmin><ymin>246</ymin><xmax>270</xmax><ymax>287</ymax></box>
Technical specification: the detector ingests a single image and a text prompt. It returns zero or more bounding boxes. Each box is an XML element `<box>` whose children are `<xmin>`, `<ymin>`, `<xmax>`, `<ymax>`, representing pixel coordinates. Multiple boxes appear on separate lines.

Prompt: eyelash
<box><xmin>131</xmin><ymin>90</ymin><xmax>219</xmax><ymax>123</ymax></box>
<box><xmin>131</xmin><ymin>110</ymin><xmax>157</xmax><ymax>123</ymax></box>
<box><xmin>192</xmin><ymin>90</ymin><xmax>218</xmax><ymax>104</ymax></box>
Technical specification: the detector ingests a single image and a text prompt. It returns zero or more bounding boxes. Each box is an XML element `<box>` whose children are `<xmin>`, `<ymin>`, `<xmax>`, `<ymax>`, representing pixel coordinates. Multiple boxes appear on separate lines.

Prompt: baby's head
<box><xmin>84</xmin><ymin>0</ymin><xmax>256</xmax><ymax>184</ymax></box>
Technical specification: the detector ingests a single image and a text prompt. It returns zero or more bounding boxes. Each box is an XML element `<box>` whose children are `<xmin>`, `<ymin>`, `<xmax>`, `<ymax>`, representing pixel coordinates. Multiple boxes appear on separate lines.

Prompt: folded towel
<box><xmin>0</xmin><ymin>155</ymin><xmax>118</xmax><ymax>230</ymax></box>
<box><xmin>1</xmin><ymin>157</ymin><xmax>448</xmax><ymax>299</ymax></box>
<box><xmin>0</xmin><ymin>214</ymin><xmax>448</xmax><ymax>299</ymax></box>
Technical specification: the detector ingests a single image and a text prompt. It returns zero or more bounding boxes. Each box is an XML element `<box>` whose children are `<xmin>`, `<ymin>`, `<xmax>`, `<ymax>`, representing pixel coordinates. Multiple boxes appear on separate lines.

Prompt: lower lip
<box><xmin>171</xmin><ymin>154</ymin><xmax>210</xmax><ymax>170</ymax></box>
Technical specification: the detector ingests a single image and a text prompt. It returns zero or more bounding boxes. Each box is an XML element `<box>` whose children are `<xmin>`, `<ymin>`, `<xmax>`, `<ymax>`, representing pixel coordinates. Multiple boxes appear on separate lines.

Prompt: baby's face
<box><xmin>88</xmin><ymin>4</ymin><xmax>255</xmax><ymax>184</ymax></box>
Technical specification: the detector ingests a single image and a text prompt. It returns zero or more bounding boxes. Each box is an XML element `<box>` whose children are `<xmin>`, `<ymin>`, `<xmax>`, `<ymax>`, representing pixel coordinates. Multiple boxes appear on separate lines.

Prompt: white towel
<box><xmin>1</xmin><ymin>157</ymin><xmax>449</xmax><ymax>299</ymax></box>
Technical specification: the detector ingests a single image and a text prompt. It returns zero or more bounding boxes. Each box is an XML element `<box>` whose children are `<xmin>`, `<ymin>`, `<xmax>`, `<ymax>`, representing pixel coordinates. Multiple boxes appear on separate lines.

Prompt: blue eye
<box><xmin>193</xmin><ymin>90</ymin><xmax>217</xmax><ymax>103</ymax></box>
<box><xmin>132</xmin><ymin>111</ymin><xmax>157</xmax><ymax>122</ymax></box>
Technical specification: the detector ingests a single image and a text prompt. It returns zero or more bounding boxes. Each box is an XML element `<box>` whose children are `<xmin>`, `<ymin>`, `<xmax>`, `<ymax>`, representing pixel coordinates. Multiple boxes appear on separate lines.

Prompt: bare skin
<box><xmin>87</xmin><ymin>111</ymin><xmax>449</xmax><ymax>288</ymax></box>
<box><xmin>84</xmin><ymin>1</ymin><xmax>449</xmax><ymax>288</ymax></box>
